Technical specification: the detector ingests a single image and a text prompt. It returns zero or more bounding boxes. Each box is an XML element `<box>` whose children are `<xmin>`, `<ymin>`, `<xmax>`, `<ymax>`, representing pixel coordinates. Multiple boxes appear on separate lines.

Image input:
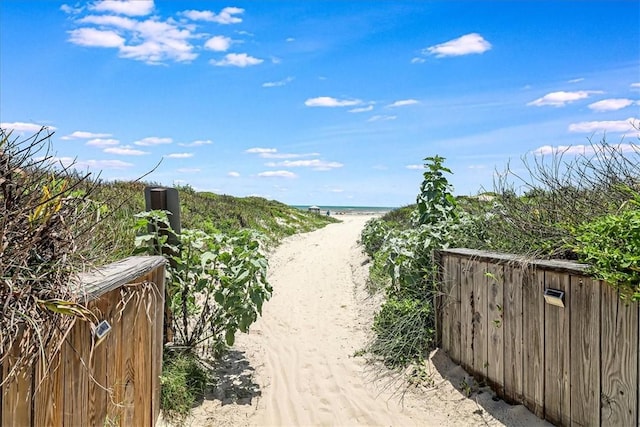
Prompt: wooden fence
<box><xmin>436</xmin><ymin>248</ymin><xmax>639</xmax><ymax>427</ymax></box>
<box><xmin>0</xmin><ymin>256</ymin><xmax>166</xmax><ymax>427</ymax></box>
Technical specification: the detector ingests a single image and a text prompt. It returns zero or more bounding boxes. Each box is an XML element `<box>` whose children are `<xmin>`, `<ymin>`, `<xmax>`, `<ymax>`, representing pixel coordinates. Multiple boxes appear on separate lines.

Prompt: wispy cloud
<box><xmin>349</xmin><ymin>105</ymin><xmax>374</xmax><ymax>113</ymax></box>
<box><xmin>387</xmin><ymin>99</ymin><xmax>419</xmax><ymax>108</ymax></box>
<box><xmin>368</xmin><ymin>115</ymin><xmax>396</xmax><ymax>122</ymax></box>
<box><xmin>61</xmin><ymin>130</ymin><xmax>113</xmax><ymax>140</ymax></box>
<box><xmin>258</xmin><ymin>170</ymin><xmax>297</xmax><ymax>178</ymax></box>
<box><xmin>424</xmin><ymin>33</ymin><xmax>491</xmax><ymax>58</ymax></box>
<box><xmin>411</xmin><ymin>57</ymin><xmax>426</xmax><ymax>64</ymax></box>
<box><xmin>210</xmin><ymin>53</ymin><xmax>263</xmax><ymax>67</ymax></box>
<box><xmin>228</xmin><ymin>171</ymin><xmax>240</xmax><ymax>177</ymax></box>
<box><xmin>104</xmin><ymin>145</ymin><xmax>148</xmax><ymax>155</ymax></box>
<box><xmin>134</xmin><ymin>136</ymin><xmax>172</xmax><ymax>146</ymax></box>
<box><xmin>630</xmin><ymin>82</ymin><xmax>640</xmax><ymax>88</ymax></box>
<box><xmin>86</xmin><ymin>138</ymin><xmax>119</xmax><ymax>147</ymax></box>
<box><xmin>90</xmin><ymin>0</ymin><xmax>154</xmax><ymax>17</ymax></box>
<box><xmin>179</xmin><ymin>139</ymin><xmax>212</xmax><ymax>147</ymax></box>
<box><xmin>405</xmin><ymin>164</ymin><xmax>423</xmax><ymax>170</ymax></box>
<box><xmin>527</xmin><ymin>90</ymin><xmax>603</xmax><ymax>107</ymax></box>
<box><xmin>164</xmin><ymin>152</ymin><xmax>193</xmax><ymax>159</ymax></box>
<box><xmin>262</xmin><ymin>77</ymin><xmax>294</xmax><ymax>88</ymax></box>
<box><xmin>46</xmin><ymin>156</ymin><xmax>134</xmax><ymax>169</ymax></box>
<box><xmin>568</xmin><ymin>78</ymin><xmax>584</xmax><ymax>83</ymax></box>
<box><xmin>176</xmin><ymin>167</ymin><xmax>201</xmax><ymax>173</ymax></box>
<box><xmin>181</xmin><ymin>7</ymin><xmax>244</xmax><ymax>24</ymax></box>
<box><xmin>204</xmin><ymin>35</ymin><xmax>233</xmax><ymax>52</ymax></box>
<box><xmin>305</xmin><ymin>97</ymin><xmax>361</xmax><ymax>107</ymax></box>
<box><xmin>568</xmin><ymin>118</ymin><xmax>639</xmax><ymax>134</ymax></box>
<box><xmin>0</xmin><ymin>122</ymin><xmax>56</xmax><ymax>133</ymax></box>
<box><xmin>588</xmin><ymin>98</ymin><xmax>635</xmax><ymax>112</ymax></box>
<box><xmin>68</xmin><ymin>27</ymin><xmax>125</xmax><ymax>47</ymax></box>
<box><xmin>265</xmin><ymin>159</ymin><xmax>343</xmax><ymax>171</ymax></box>
<box><xmin>533</xmin><ymin>143</ymin><xmax>639</xmax><ymax>156</ymax></box>
<box><xmin>245</xmin><ymin>147</ymin><xmax>276</xmax><ymax>154</ymax></box>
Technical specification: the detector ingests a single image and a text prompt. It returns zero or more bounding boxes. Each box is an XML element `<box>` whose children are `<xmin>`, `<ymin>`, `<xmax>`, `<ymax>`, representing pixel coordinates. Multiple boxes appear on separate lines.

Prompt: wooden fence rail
<box><xmin>0</xmin><ymin>256</ymin><xmax>166</xmax><ymax>427</ymax></box>
<box><xmin>437</xmin><ymin>248</ymin><xmax>639</xmax><ymax>427</ymax></box>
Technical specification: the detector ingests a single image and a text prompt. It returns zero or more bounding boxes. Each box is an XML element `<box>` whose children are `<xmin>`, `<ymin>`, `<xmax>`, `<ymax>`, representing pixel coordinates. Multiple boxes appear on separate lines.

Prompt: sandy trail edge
<box><xmin>168</xmin><ymin>215</ymin><xmax>551</xmax><ymax>427</ymax></box>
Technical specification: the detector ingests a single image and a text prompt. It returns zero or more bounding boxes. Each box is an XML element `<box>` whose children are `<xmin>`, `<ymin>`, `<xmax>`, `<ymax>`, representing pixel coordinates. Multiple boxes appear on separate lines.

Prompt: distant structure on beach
<box><xmin>307</xmin><ymin>205</ymin><xmax>321</xmax><ymax>214</ymax></box>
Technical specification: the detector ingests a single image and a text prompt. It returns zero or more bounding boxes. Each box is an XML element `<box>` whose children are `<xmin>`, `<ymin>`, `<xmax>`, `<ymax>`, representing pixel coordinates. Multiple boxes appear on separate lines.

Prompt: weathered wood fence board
<box><xmin>437</xmin><ymin>248</ymin><xmax>640</xmax><ymax>427</ymax></box>
<box><xmin>0</xmin><ymin>256</ymin><xmax>165</xmax><ymax>427</ymax></box>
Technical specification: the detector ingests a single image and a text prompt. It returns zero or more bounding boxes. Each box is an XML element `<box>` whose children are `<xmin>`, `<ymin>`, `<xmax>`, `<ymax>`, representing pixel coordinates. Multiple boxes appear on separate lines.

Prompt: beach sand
<box><xmin>169</xmin><ymin>214</ymin><xmax>551</xmax><ymax>426</ymax></box>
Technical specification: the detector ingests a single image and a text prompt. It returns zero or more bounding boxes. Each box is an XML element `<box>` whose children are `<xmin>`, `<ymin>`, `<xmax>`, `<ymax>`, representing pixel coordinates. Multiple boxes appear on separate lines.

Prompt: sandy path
<box><xmin>185</xmin><ymin>216</ymin><xmax>551</xmax><ymax>427</ymax></box>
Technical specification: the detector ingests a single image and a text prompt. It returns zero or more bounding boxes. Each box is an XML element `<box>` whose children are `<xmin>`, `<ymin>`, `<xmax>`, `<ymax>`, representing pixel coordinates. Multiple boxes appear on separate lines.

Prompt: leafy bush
<box><xmin>573</xmin><ymin>192</ymin><xmax>640</xmax><ymax>301</ymax></box>
<box><xmin>361</xmin><ymin>218</ymin><xmax>389</xmax><ymax>258</ymax></box>
<box><xmin>134</xmin><ymin>211</ymin><xmax>272</xmax><ymax>354</ymax></box>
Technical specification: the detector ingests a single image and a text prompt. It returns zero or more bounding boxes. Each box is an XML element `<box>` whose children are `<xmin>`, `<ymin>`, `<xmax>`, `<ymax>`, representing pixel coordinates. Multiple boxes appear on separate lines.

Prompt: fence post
<box><xmin>144</xmin><ymin>186</ymin><xmax>181</xmax><ymax>344</ymax></box>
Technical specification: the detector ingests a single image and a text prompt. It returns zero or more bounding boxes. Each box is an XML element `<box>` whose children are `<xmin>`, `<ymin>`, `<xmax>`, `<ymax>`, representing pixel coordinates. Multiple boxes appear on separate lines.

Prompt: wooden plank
<box><xmin>76</xmin><ymin>256</ymin><xmax>166</xmax><ymax>300</ymax></box>
<box><xmin>151</xmin><ymin>267</ymin><xmax>165</xmax><ymax>424</ymax></box>
<box><xmin>87</xmin><ymin>294</ymin><xmax>113</xmax><ymax>427</ymax></box>
<box><xmin>105</xmin><ymin>288</ymin><xmax>124</xmax><ymax>425</ymax></box>
<box><xmin>569</xmin><ymin>275</ymin><xmax>600</xmax><ymax>426</ymax></box>
<box><xmin>448</xmin><ymin>256</ymin><xmax>461</xmax><ymax>364</ymax></box>
<box><xmin>121</xmin><ymin>288</ymin><xmax>138</xmax><ymax>426</ymax></box>
<box><xmin>434</xmin><ymin>250</ymin><xmax>444</xmax><ymax>348</ymax></box>
<box><xmin>33</xmin><ymin>349</ymin><xmax>64</xmax><ymax>426</ymax></box>
<box><xmin>460</xmin><ymin>258</ymin><xmax>475</xmax><ymax>372</ymax></box>
<box><xmin>441</xmin><ymin>254</ymin><xmax>452</xmax><ymax>358</ymax></box>
<box><xmin>472</xmin><ymin>261</ymin><xmax>488</xmax><ymax>379</ymax></box>
<box><xmin>440</xmin><ymin>248</ymin><xmax>589</xmax><ymax>275</ymax></box>
<box><xmin>503</xmin><ymin>264</ymin><xmax>523</xmax><ymax>403</ymax></box>
<box><xmin>63</xmin><ymin>319</ymin><xmax>89</xmax><ymax>426</ymax></box>
<box><xmin>486</xmin><ymin>262</ymin><xmax>504</xmax><ymax>397</ymax></box>
<box><xmin>133</xmin><ymin>276</ymin><xmax>152</xmax><ymax>426</ymax></box>
<box><xmin>600</xmin><ymin>284</ymin><xmax>638</xmax><ymax>426</ymax></box>
<box><xmin>522</xmin><ymin>267</ymin><xmax>544</xmax><ymax>418</ymax></box>
<box><xmin>543</xmin><ymin>270</ymin><xmax>571</xmax><ymax>426</ymax></box>
<box><xmin>1</xmin><ymin>343</ymin><xmax>32</xmax><ymax>427</ymax></box>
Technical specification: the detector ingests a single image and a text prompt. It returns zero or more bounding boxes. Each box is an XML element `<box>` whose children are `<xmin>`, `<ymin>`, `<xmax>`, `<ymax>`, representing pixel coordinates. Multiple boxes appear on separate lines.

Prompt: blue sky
<box><xmin>1</xmin><ymin>1</ymin><xmax>639</xmax><ymax>206</ymax></box>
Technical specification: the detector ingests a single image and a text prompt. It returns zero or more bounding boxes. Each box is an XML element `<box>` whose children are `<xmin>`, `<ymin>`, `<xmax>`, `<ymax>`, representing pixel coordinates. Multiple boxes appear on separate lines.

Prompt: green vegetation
<box><xmin>362</xmin><ymin>136</ymin><xmax>640</xmax><ymax>370</ymax></box>
<box><xmin>160</xmin><ymin>350</ymin><xmax>210</xmax><ymax>424</ymax></box>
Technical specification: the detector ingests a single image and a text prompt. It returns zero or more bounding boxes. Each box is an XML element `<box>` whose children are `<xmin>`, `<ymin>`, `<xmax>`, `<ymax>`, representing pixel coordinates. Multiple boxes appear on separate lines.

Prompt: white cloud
<box><xmin>568</xmin><ymin>78</ymin><xmax>585</xmax><ymax>83</ymax></box>
<box><xmin>533</xmin><ymin>143</ymin><xmax>639</xmax><ymax>156</ymax></box>
<box><xmin>349</xmin><ymin>105</ymin><xmax>374</xmax><ymax>113</ymax></box>
<box><xmin>329</xmin><ymin>188</ymin><xmax>344</xmax><ymax>193</ymax></box>
<box><xmin>424</xmin><ymin>33</ymin><xmax>491</xmax><ymax>58</ymax></box>
<box><xmin>286</xmin><ymin>37</ymin><xmax>295</xmax><ymax>42</ymax></box>
<box><xmin>181</xmin><ymin>7</ymin><xmax>244</xmax><ymax>24</ymax></box>
<box><xmin>78</xmin><ymin>14</ymin><xmax>136</xmax><ymax>29</ymax></box>
<box><xmin>61</xmin><ymin>130</ymin><xmax>113</xmax><ymax>139</ymax></box>
<box><xmin>262</xmin><ymin>152</ymin><xmax>319</xmax><ymax>159</ymax></box>
<box><xmin>588</xmin><ymin>98</ymin><xmax>635</xmax><ymax>112</ymax></box>
<box><xmin>61</xmin><ymin>4</ymin><xmax>84</xmax><ymax>14</ymax></box>
<box><xmin>228</xmin><ymin>171</ymin><xmax>240</xmax><ymax>177</ymax></box>
<box><xmin>265</xmin><ymin>159</ymin><xmax>343</xmax><ymax>171</ymax></box>
<box><xmin>411</xmin><ymin>57</ymin><xmax>426</xmax><ymax>64</ymax></box>
<box><xmin>134</xmin><ymin>136</ymin><xmax>172</xmax><ymax>146</ymax></box>
<box><xmin>527</xmin><ymin>90</ymin><xmax>602</xmax><ymax>107</ymax></box>
<box><xmin>388</xmin><ymin>99</ymin><xmax>419</xmax><ymax>108</ymax></box>
<box><xmin>468</xmin><ymin>164</ymin><xmax>487</xmax><ymax>169</ymax></box>
<box><xmin>68</xmin><ymin>27</ymin><xmax>125</xmax><ymax>47</ymax></box>
<box><xmin>210</xmin><ymin>53</ymin><xmax>263</xmax><ymax>67</ymax></box>
<box><xmin>176</xmin><ymin>167</ymin><xmax>201</xmax><ymax>173</ymax></box>
<box><xmin>204</xmin><ymin>35</ymin><xmax>232</xmax><ymax>52</ymax></box>
<box><xmin>568</xmin><ymin>117</ymin><xmax>639</xmax><ymax>134</ymax></box>
<box><xmin>104</xmin><ymin>145</ymin><xmax>148</xmax><ymax>155</ymax></box>
<box><xmin>90</xmin><ymin>0</ymin><xmax>154</xmax><ymax>16</ymax></box>
<box><xmin>164</xmin><ymin>153</ymin><xmax>193</xmax><ymax>159</ymax></box>
<box><xmin>245</xmin><ymin>147</ymin><xmax>276</xmax><ymax>154</ymax></box>
<box><xmin>179</xmin><ymin>139</ymin><xmax>212</xmax><ymax>147</ymax></box>
<box><xmin>630</xmin><ymin>82</ymin><xmax>640</xmax><ymax>88</ymax></box>
<box><xmin>305</xmin><ymin>97</ymin><xmax>361</xmax><ymax>107</ymax></box>
<box><xmin>86</xmin><ymin>138</ymin><xmax>119</xmax><ymax>147</ymax></box>
<box><xmin>405</xmin><ymin>164</ymin><xmax>423</xmax><ymax>170</ymax></box>
<box><xmin>47</xmin><ymin>156</ymin><xmax>134</xmax><ymax>169</ymax></box>
<box><xmin>0</xmin><ymin>122</ymin><xmax>56</xmax><ymax>133</ymax></box>
<box><xmin>368</xmin><ymin>115</ymin><xmax>397</xmax><ymax>122</ymax></box>
<box><xmin>262</xmin><ymin>77</ymin><xmax>294</xmax><ymax>87</ymax></box>
<box><xmin>258</xmin><ymin>170</ymin><xmax>297</xmax><ymax>178</ymax></box>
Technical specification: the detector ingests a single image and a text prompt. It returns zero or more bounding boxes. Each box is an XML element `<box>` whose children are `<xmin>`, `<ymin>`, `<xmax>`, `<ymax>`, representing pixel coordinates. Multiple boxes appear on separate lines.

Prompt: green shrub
<box><xmin>160</xmin><ymin>351</ymin><xmax>210</xmax><ymax>425</ymax></box>
<box><xmin>573</xmin><ymin>195</ymin><xmax>640</xmax><ymax>301</ymax></box>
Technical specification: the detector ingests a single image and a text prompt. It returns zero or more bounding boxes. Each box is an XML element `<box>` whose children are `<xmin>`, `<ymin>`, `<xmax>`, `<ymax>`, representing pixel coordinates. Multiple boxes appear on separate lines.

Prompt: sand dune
<box><xmin>183</xmin><ymin>215</ymin><xmax>551</xmax><ymax>426</ymax></box>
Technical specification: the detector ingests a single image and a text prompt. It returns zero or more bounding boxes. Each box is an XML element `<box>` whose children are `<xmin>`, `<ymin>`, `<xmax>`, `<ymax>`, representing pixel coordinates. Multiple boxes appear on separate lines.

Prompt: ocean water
<box><xmin>292</xmin><ymin>205</ymin><xmax>396</xmax><ymax>214</ymax></box>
